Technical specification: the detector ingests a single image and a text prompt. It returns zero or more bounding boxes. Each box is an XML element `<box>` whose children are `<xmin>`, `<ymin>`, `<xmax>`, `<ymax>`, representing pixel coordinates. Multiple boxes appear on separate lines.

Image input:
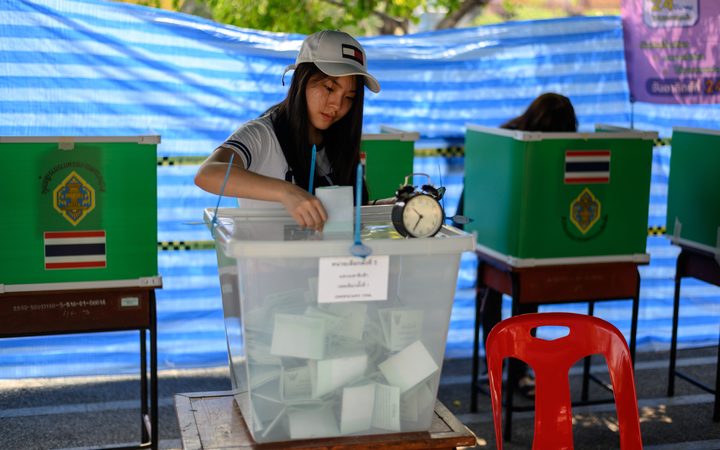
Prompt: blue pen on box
<box><xmin>350</xmin><ymin>163</ymin><xmax>372</xmax><ymax>258</ymax></box>
<box><xmin>308</xmin><ymin>144</ymin><xmax>317</xmax><ymax>194</ymax></box>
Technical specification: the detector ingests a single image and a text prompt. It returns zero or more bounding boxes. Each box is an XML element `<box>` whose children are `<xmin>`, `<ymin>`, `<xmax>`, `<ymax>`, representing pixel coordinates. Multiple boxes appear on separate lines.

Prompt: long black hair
<box><xmin>501</xmin><ymin>93</ymin><xmax>578</xmax><ymax>132</ymax></box>
<box><xmin>268</xmin><ymin>63</ymin><xmax>368</xmax><ymax>204</ymax></box>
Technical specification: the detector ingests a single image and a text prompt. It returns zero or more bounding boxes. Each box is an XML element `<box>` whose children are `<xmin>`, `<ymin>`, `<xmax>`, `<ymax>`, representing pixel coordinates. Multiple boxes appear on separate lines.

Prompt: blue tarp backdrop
<box><xmin>0</xmin><ymin>0</ymin><xmax>719</xmax><ymax>378</ymax></box>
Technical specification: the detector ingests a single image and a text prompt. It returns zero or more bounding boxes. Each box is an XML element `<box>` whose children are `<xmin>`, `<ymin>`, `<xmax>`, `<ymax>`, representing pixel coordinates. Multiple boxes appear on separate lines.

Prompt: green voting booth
<box><xmin>361</xmin><ymin>128</ymin><xmax>418</xmax><ymax>201</ymax></box>
<box><xmin>0</xmin><ymin>136</ymin><xmax>161</xmax><ymax>289</ymax></box>
<box><xmin>463</xmin><ymin>125</ymin><xmax>656</xmax><ymax>266</ymax></box>
<box><xmin>0</xmin><ymin>135</ymin><xmax>162</xmax><ymax>449</ymax></box>
<box><xmin>666</xmin><ymin>127</ymin><xmax>720</xmax><ymax>254</ymax></box>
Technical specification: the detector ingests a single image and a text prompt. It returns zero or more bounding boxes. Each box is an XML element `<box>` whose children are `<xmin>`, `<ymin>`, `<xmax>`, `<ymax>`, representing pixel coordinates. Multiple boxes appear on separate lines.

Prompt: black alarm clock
<box><xmin>391</xmin><ymin>174</ymin><xmax>445</xmax><ymax>238</ymax></box>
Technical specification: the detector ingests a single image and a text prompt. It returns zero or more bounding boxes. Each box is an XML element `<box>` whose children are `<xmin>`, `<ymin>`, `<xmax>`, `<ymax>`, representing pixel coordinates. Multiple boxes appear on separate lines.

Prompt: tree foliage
<box><xmin>186</xmin><ymin>0</ymin><xmax>490</xmax><ymax>35</ymax></box>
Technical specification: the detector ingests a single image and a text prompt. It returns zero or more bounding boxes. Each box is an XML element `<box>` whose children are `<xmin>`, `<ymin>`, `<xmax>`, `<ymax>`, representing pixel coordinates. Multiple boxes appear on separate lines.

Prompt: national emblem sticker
<box><xmin>569</xmin><ymin>187</ymin><xmax>601</xmax><ymax>234</ymax></box>
<box><xmin>53</xmin><ymin>170</ymin><xmax>95</xmax><ymax>226</ymax></box>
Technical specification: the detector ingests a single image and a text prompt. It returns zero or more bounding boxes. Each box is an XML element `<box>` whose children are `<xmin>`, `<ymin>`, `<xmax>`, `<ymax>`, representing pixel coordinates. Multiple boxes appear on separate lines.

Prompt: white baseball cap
<box><xmin>283</xmin><ymin>30</ymin><xmax>381</xmax><ymax>93</ymax></box>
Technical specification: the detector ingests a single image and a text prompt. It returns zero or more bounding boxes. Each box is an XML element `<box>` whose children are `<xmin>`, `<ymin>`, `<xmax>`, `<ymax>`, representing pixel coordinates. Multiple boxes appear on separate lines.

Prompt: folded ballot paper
<box><xmin>340</xmin><ymin>382</ymin><xmax>401</xmax><ymax>434</ymax></box>
<box><xmin>270</xmin><ymin>313</ymin><xmax>327</xmax><ymax>360</ymax></box>
<box><xmin>378</xmin><ymin>340</ymin><xmax>439</xmax><ymax>393</ymax></box>
<box><xmin>378</xmin><ymin>308</ymin><xmax>424</xmax><ymax>352</ymax></box>
<box><xmin>310</xmin><ymin>352</ymin><xmax>368</xmax><ymax>398</ymax></box>
<box><xmin>287</xmin><ymin>404</ymin><xmax>340</xmax><ymax>439</ymax></box>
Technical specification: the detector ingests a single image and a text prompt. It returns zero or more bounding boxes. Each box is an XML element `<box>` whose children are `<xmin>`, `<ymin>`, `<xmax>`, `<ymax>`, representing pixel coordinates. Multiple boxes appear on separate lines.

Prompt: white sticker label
<box><xmin>120</xmin><ymin>297</ymin><xmax>139</xmax><ymax>308</ymax></box>
<box><xmin>317</xmin><ymin>255</ymin><xmax>389</xmax><ymax>303</ymax></box>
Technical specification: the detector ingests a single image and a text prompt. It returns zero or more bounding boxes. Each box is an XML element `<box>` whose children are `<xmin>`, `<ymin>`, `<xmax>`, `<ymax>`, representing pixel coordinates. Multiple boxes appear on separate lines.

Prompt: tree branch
<box><xmin>320</xmin><ymin>0</ymin><xmax>407</xmax><ymax>34</ymax></box>
<box><xmin>435</xmin><ymin>0</ymin><xmax>490</xmax><ymax>30</ymax></box>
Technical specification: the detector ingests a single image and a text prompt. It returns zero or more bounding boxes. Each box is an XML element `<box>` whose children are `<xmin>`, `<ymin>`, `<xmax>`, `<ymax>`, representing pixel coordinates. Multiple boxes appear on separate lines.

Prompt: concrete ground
<box><xmin>1</xmin><ymin>347</ymin><xmax>720</xmax><ymax>449</ymax></box>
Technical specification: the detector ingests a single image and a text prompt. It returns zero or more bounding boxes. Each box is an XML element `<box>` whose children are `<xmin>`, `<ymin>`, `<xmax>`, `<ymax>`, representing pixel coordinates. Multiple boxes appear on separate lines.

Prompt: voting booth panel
<box><xmin>207</xmin><ymin>206</ymin><xmax>474</xmax><ymax>443</ymax></box>
<box><xmin>463</xmin><ymin>126</ymin><xmax>655</xmax><ymax>266</ymax></box>
<box><xmin>0</xmin><ymin>136</ymin><xmax>160</xmax><ymax>289</ymax></box>
<box><xmin>666</xmin><ymin>127</ymin><xmax>720</xmax><ymax>254</ymax></box>
<box><xmin>361</xmin><ymin>129</ymin><xmax>417</xmax><ymax>201</ymax></box>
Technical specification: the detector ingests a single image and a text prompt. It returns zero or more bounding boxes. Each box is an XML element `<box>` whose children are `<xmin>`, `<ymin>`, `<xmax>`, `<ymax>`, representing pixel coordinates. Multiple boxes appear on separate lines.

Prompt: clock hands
<box><xmin>410</xmin><ymin>207</ymin><xmax>423</xmax><ymax>231</ymax></box>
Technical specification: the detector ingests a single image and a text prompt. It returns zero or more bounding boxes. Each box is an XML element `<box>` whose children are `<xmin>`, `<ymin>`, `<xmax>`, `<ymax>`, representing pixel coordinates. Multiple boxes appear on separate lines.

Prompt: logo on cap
<box><xmin>342</xmin><ymin>44</ymin><xmax>364</xmax><ymax>65</ymax></box>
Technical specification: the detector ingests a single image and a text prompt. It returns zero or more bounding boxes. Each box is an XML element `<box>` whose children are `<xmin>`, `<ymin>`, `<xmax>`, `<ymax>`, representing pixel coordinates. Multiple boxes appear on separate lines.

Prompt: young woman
<box><xmin>195</xmin><ymin>30</ymin><xmax>380</xmax><ymax>231</ymax></box>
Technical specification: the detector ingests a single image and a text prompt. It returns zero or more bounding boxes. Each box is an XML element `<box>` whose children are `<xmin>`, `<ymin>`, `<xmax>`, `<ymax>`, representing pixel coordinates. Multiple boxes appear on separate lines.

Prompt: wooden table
<box><xmin>471</xmin><ymin>249</ymin><xmax>645</xmax><ymax>440</ymax></box>
<box><xmin>667</xmin><ymin>245</ymin><xmax>720</xmax><ymax>420</ymax></box>
<box><xmin>174</xmin><ymin>391</ymin><xmax>477</xmax><ymax>450</ymax></box>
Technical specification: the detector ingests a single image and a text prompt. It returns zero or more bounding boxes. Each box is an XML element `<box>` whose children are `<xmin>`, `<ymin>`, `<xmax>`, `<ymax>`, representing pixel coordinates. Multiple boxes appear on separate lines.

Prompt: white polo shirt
<box><xmin>217</xmin><ymin>115</ymin><xmax>332</xmax><ymax>208</ymax></box>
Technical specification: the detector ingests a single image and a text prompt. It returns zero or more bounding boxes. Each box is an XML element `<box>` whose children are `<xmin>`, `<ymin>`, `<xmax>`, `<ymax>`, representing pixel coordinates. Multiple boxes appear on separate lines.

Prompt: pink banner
<box><xmin>622</xmin><ymin>0</ymin><xmax>720</xmax><ymax>104</ymax></box>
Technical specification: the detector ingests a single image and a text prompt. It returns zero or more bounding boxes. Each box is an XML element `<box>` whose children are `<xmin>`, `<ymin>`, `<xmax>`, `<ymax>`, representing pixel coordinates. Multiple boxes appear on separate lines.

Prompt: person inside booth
<box><xmin>461</xmin><ymin>92</ymin><xmax>578</xmax><ymax>397</ymax></box>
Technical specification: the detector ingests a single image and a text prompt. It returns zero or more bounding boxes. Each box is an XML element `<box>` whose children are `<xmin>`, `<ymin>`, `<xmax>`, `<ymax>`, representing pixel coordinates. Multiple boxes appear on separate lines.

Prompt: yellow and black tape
<box><xmin>414</xmin><ymin>146</ymin><xmax>465</xmax><ymax>157</ymax></box>
<box><xmin>158</xmin><ymin>241</ymin><xmax>215</xmax><ymax>251</ymax></box>
<box><xmin>653</xmin><ymin>137</ymin><xmax>671</xmax><ymax>147</ymax></box>
<box><xmin>157</xmin><ymin>138</ymin><xmax>670</xmax><ymax>166</ymax></box>
<box><xmin>157</xmin><ymin>156</ymin><xmax>206</xmax><ymax>166</ymax></box>
<box><xmin>648</xmin><ymin>226</ymin><xmax>666</xmax><ymax>236</ymax></box>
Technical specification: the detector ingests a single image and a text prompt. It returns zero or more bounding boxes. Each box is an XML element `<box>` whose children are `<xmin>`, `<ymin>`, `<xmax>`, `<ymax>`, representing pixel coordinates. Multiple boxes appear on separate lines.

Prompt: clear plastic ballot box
<box><xmin>204</xmin><ymin>206</ymin><xmax>474</xmax><ymax>443</ymax></box>
<box><xmin>463</xmin><ymin>125</ymin><xmax>656</xmax><ymax>266</ymax></box>
<box><xmin>666</xmin><ymin>126</ymin><xmax>720</xmax><ymax>254</ymax></box>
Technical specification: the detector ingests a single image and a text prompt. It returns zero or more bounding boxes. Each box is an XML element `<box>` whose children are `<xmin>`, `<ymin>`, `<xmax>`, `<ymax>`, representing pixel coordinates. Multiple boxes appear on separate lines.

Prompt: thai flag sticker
<box><xmin>342</xmin><ymin>44</ymin><xmax>364</xmax><ymax>65</ymax></box>
<box><xmin>44</xmin><ymin>230</ymin><xmax>106</xmax><ymax>270</ymax></box>
<box><xmin>564</xmin><ymin>150</ymin><xmax>611</xmax><ymax>184</ymax></box>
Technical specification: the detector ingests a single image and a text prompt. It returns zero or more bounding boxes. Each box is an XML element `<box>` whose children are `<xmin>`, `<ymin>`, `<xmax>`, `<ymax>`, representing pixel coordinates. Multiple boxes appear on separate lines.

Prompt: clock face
<box><xmin>401</xmin><ymin>194</ymin><xmax>444</xmax><ymax>238</ymax></box>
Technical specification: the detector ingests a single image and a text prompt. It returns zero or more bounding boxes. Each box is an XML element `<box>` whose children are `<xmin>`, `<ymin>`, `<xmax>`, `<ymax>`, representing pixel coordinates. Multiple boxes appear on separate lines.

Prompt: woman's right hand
<box><xmin>280</xmin><ymin>184</ymin><xmax>328</xmax><ymax>231</ymax></box>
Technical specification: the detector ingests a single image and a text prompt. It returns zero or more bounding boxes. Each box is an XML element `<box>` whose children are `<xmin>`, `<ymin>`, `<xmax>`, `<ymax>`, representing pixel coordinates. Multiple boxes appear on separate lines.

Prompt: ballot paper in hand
<box><xmin>315</xmin><ymin>185</ymin><xmax>353</xmax><ymax>233</ymax></box>
<box><xmin>340</xmin><ymin>383</ymin><xmax>400</xmax><ymax>434</ymax></box>
<box><xmin>378</xmin><ymin>340</ymin><xmax>439</xmax><ymax>393</ymax></box>
<box><xmin>270</xmin><ymin>313</ymin><xmax>326</xmax><ymax>360</ymax></box>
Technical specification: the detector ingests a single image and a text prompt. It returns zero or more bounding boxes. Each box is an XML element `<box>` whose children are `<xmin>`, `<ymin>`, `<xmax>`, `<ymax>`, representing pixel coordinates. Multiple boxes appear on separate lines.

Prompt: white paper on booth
<box><xmin>378</xmin><ymin>340</ymin><xmax>439</xmax><ymax>393</ymax></box>
<box><xmin>287</xmin><ymin>405</ymin><xmax>339</xmax><ymax>439</ymax></box>
<box><xmin>270</xmin><ymin>313</ymin><xmax>326</xmax><ymax>360</ymax></box>
<box><xmin>282</xmin><ymin>366</ymin><xmax>312</xmax><ymax>401</ymax></box>
<box><xmin>311</xmin><ymin>353</ymin><xmax>368</xmax><ymax>398</ymax></box>
<box><xmin>317</xmin><ymin>255</ymin><xmax>389</xmax><ymax>303</ymax></box>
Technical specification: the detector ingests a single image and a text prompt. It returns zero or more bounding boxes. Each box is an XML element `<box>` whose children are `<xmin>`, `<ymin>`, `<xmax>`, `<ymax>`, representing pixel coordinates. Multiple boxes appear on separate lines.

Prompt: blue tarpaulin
<box><xmin>0</xmin><ymin>0</ymin><xmax>718</xmax><ymax>378</ymax></box>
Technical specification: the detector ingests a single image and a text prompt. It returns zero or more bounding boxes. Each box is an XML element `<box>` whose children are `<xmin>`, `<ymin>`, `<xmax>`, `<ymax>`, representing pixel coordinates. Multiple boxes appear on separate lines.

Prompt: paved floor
<box><xmin>1</xmin><ymin>347</ymin><xmax>719</xmax><ymax>449</ymax></box>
